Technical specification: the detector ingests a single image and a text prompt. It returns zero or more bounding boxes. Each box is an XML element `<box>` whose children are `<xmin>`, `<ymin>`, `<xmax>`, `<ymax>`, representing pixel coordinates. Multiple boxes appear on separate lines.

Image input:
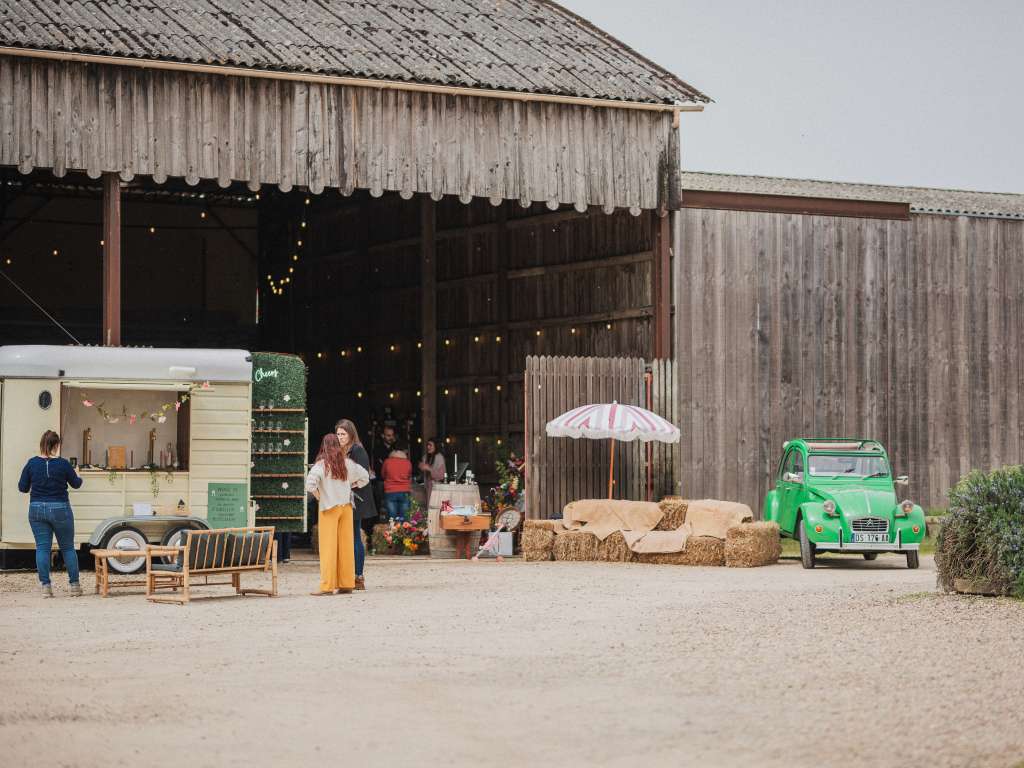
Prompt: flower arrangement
<box><xmin>485</xmin><ymin>447</ymin><xmax>525</xmax><ymax>519</ymax></box>
<box><xmin>381</xmin><ymin>498</ymin><xmax>429</xmax><ymax>555</ymax></box>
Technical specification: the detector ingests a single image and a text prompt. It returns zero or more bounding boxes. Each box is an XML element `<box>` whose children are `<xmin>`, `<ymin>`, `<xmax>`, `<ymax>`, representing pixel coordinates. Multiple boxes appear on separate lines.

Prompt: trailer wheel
<box><xmin>160</xmin><ymin>526</ymin><xmax>190</xmax><ymax>565</ymax></box>
<box><xmin>100</xmin><ymin>527</ymin><xmax>148</xmax><ymax>574</ymax></box>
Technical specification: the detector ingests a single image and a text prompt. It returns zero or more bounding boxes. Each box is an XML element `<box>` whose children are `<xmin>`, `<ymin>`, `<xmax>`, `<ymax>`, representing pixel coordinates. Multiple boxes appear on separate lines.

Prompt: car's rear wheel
<box><xmin>798</xmin><ymin>519</ymin><xmax>816</xmax><ymax>569</ymax></box>
<box><xmin>906</xmin><ymin>550</ymin><xmax>920</xmax><ymax>569</ymax></box>
<box><xmin>863</xmin><ymin>553</ymin><xmax>878</xmax><ymax>561</ymax></box>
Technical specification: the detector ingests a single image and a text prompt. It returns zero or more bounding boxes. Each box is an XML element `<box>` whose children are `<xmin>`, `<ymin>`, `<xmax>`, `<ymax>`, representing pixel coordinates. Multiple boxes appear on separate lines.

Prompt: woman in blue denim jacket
<box><xmin>19</xmin><ymin>430</ymin><xmax>84</xmax><ymax>597</ymax></box>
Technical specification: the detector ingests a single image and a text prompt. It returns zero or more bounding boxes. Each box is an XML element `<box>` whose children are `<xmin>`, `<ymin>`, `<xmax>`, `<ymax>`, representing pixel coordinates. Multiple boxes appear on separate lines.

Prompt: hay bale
<box><xmin>524</xmin><ymin>518</ymin><xmax>566</xmax><ymax>533</ymax></box>
<box><xmin>656</xmin><ymin>497</ymin><xmax>689</xmax><ymax>531</ymax></box>
<box><xmin>635</xmin><ymin>536</ymin><xmax>725</xmax><ymax>566</ymax></box>
<box><xmin>552</xmin><ymin>530</ymin><xmax>600</xmax><ymax>562</ymax></box>
<box><xmin>522</xmin><ymin>527</ymin><xmax>556</xmax><ymax>562</ymax></box>
<box><xmin>596</xmin><ymin>531</ymin><xmax>635</xmax><ymax>563</ymax></box>
<box><xmin>725</xmin><ymin>522</ymin><xmax>782</xmax><ymax>567</ymax></box>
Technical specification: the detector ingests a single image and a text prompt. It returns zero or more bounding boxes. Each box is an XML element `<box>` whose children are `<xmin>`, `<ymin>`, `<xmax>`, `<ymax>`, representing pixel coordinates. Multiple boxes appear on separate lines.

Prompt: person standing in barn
<box><xmin>418</xmin><ymin>437</ymin><xmax>447</xmax><ymax>503</ymax></box>
<box><xmin>305</xmin><ymin>433</ymin><xmax>369</xmax><ymax>596</ymax></box>
<box><xmin>336</xmin><ymin>418</ymin><xmax>376</xmax><ymax>590</ymax></box>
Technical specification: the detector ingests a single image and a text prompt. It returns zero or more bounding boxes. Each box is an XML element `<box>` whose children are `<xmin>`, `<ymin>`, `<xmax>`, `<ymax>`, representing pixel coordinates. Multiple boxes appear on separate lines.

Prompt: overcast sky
<box><xmin>561</xmin><ymin>0</ymin><xmax>1022</xmax><ymax>194</ymax></box>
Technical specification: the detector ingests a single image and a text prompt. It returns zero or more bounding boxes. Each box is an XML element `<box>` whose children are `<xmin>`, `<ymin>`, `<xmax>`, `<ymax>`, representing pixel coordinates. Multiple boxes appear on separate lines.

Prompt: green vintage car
<box><xmin>764</xmin><ymin>438</ymin><xmax>926</xmax><ymax>569</ymax></box>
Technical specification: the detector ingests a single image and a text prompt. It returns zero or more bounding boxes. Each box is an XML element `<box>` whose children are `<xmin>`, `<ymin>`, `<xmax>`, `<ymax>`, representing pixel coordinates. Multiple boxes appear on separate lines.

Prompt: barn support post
<box><xmin>652</xmin><ymin>210</ymin><xmax>671</xmax><ymax>358</ymax></box>
<box><xmin>420</xmin><ymin>195</ymin><xmax>437</xmax><ymax>443</ymax></box>
<box><xmin>101</xmin><ymin>172</ymin><xmax>122</xmax><ymax>346</ymax></box>
<box><xmin>496</xmin><ymin>203</ymin><xmax>509</xmax><ymax>443</ymax></box>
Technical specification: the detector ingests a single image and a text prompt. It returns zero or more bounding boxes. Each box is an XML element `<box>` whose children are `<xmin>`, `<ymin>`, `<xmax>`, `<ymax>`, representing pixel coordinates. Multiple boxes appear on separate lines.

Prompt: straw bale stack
<box><xmin>524</xmin><ymin>518</ymin><xmax>566</xmax><ymax>533</ymax></box>
<box><xmin>636</xmin><ymin>536</ymin><xmax>725</xmax><ymax>566</ymax></box>
<box><xmin>522</xmin><ymin>527</ymin><xmax>556</xmax><ymax>561</ymax></box>
<box><xmin>596</xmin><ymin>531</ymin><xmax>635</xmax><ymax>563</ymax></box>
<box><xmin>553</xmin><ymin>530</ymin><xmax>600</xmax><ymax>561</ymax></box>
<box><xmin>725</xmin><ymin>522</ymin><xmax>782</xmax><ymax>567</ymax></box>
<box><xmin>656</xmin><ymin>497</ymin><xmax>689</xmax><ymax>531</ymax></box>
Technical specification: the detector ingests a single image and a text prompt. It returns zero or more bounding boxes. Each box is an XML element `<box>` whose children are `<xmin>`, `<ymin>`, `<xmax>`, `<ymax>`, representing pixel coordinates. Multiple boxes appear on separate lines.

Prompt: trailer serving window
<box><xmin>60</xmin><ymin>383</ymin><xmax>191</xmax><ymax>471</ymax></box>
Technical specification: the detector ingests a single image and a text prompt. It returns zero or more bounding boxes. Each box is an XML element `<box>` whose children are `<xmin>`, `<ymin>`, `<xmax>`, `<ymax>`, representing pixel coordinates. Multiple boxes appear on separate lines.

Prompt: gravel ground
<box><xmin>1</xmin><ymin>553</ymin><xmax>1022</xmax><ymax>768</ymax></box>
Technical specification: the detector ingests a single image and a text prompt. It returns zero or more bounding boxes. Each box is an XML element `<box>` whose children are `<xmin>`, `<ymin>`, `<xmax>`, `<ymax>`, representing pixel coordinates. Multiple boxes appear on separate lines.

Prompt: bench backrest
<box><xmin>181</xmin><ymin>527</ymin><xmax>275</xmax><ymax>572</ymax></box>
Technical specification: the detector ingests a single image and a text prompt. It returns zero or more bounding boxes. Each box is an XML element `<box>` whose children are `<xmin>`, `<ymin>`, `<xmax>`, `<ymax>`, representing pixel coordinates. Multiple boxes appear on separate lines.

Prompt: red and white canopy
<box><xmin>545</xmin><ymin>401</ymin><xmax>680</xmax><ymax>443</ymax></box>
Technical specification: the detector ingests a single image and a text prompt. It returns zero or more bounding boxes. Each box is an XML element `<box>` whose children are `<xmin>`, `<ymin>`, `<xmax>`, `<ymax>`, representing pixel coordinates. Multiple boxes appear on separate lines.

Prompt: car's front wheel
<box><xmin>799</xmin><ymin>519</ymin><xmax>816</xmax><ymax>569</ymax></box>
<box><xmin>906</xmin><ymin>550</ymin><xmax>920</xmax><ymax>569</ymax></box>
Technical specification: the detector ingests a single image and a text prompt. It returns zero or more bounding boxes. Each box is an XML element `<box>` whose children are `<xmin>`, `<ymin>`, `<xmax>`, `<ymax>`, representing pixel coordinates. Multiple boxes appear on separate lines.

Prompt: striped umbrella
<box><xmin>546</xmin><ymin>402</ymin><xmax>680</xmax><ymax>498</ymax></box>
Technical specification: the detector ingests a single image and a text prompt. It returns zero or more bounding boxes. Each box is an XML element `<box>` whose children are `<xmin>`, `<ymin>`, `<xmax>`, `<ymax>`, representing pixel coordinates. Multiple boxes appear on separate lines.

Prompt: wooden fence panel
<box><xmin>525</xmin><ymin>355</ymin><xmax>676</xmax><ymax>519</ymax></box>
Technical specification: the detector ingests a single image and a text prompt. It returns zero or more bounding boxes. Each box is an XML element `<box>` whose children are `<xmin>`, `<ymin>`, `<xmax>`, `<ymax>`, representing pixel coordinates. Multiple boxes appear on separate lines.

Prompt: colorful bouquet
<box><xmin>486</xmin><ymin>447</ymin><xmax>525</xmax><ymax>518</ymax></box>
<box><xmin>382</xmin><ymin>499</ymin><xmax>429</xmax><ymax>555</ymax></box>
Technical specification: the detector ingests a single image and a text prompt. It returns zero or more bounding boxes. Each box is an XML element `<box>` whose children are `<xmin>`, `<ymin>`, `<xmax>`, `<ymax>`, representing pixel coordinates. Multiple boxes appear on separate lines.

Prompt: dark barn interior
<box><xmin>1</xmin><ymin>169</ymin><xmax>661</xmax><ymax>482</ymax></box>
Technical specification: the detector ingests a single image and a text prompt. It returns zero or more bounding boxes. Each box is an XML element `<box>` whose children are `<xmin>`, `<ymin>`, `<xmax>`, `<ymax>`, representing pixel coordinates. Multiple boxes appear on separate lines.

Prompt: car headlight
<box><xmin>822</xmin><ymin>500</ymin><xmax>836</xmax><ymax>516</ymax></box>
<box><xmin>899</xmin><ymin>500</ymin><xmax>914</xmax><ymax>517</ymax></box>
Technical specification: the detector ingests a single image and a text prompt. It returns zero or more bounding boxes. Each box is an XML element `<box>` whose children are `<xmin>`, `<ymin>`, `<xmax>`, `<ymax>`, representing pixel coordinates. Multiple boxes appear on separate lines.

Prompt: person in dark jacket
<box><xmin>336</xmin><ymin>418</ymin><xmax>377</xmax><ymax>591</ymax></box>
<box><xmin>18</xmin><ymin>430</ymin><xmax>84</xmax><ymax>597</ymax></box>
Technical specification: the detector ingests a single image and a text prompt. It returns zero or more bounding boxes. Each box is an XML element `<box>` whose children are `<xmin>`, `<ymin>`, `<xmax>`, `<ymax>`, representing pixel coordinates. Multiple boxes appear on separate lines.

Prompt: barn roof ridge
<box><xmin>0</xmin><ymin>0</ymin><xmax>711</xmax><ymax>106</ymax></box>
<box><xmin>680</xmin><ymin>171</ymin><xmax>1024</xmax><ymax>220</ymax></box>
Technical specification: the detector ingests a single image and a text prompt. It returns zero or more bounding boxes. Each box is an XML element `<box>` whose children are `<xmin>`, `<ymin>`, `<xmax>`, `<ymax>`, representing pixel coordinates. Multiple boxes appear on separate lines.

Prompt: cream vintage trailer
<box><xmin>0</xmin><ymin>345</ymin><xmax>252</xmax><ymax>572</ymax></box>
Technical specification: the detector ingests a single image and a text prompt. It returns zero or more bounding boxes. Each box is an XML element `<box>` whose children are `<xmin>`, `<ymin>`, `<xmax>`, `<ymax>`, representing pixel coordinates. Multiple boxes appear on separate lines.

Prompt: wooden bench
<box><xmin>92</xmin><ymin>548</ymin><xmax>149</xmax><ymax>597</ymax></box>
<box><xmin>145</xmin><ymin>526</ymin><xmax>278</xmax><ymax>605</ymax></box>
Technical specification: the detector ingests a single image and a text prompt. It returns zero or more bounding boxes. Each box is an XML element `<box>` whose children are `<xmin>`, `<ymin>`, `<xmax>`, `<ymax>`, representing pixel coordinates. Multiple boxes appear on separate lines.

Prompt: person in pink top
<box><xmin>381</xmin><ymin>444</ymin><xmax>413</xmax><ymax>521</ymax></box>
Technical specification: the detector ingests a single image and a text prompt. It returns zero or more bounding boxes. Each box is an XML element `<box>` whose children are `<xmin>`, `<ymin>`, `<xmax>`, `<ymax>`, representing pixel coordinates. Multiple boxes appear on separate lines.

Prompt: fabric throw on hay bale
<box><xmin>636</xmin><ymin>536</ymin><xmax>725</xmax><ymax>566</ymax></box>
<box><xmin>596</xmin><ymin>531</ymin><xmax>635</xmax><ymax>563</ymax></box>
<box><xmin>656</xmin><ymin>497</ymin><xmax>689</xmax><ymax>531</ymax></box>
<box><xmin>522</xmin><ymin>527</ymin><xmax>556</xmax><ymax>562</ymax></box>
<box><xmin>725</xmin><ymin>522</ymin><xmax>782</xmax><ymax>568</ymax></box>
<box><xmin>553</xmin><ymin>530</ymin><xmax>600</xmax><ymax>562</ymax></box>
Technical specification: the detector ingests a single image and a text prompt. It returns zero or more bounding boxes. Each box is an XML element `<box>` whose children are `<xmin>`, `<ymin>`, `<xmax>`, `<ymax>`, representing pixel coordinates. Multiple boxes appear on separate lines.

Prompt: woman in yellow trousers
<box><xmin>305</xmin><ymin>433</ymin><xmax>370</xmax><ymax>595</ymax></box>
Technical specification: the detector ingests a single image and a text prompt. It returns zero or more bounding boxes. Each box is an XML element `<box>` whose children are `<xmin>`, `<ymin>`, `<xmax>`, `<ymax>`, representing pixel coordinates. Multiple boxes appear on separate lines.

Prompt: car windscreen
<box><xmin>808</xmin><ymin>454</ymin><xmax>890</xmax><ymax>478</ymax></box>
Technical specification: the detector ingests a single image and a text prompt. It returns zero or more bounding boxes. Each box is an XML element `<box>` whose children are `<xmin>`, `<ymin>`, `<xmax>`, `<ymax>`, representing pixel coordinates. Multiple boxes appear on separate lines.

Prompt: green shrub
<box><xmin>936</xmin><ymin>465</ymin><xmax>1024</xmax><ymax>597</ymax></box>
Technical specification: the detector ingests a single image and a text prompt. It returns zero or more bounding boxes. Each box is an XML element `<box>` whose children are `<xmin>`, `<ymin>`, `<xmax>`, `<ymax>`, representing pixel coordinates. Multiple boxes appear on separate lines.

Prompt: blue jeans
<box><xmin>385</xmin><ymin>492</ymin><xmax>410</xmax><ymax>521</ymax></box>
<box><xmin>353</xmin><ymin>515</ymin><xmax>365</xmax><ymax>577</ymax></box>
<box><xmin>28</xmin><ymin>502</ymin><xmax>80</xmax><ymax>586</ymax></box>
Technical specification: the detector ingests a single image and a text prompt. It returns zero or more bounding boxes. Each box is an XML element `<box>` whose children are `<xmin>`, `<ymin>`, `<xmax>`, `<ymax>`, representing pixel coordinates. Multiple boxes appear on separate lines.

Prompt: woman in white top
<box><xmin>305</xmin><ymin>432</ymin><xmax>370</xmax><ymax>595</ymax></box>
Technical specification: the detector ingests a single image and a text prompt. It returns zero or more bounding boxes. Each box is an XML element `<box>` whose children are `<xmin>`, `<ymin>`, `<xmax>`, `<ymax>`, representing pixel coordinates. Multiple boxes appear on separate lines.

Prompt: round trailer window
<box><xmin>38</xmin><ymin>390</ymin><xmax>53</xmax><ymax>410</ymax></box>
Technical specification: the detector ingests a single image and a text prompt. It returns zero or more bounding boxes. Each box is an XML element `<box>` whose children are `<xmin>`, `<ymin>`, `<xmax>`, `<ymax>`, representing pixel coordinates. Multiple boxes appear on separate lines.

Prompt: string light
<box><xmin>535</xmin><ymin>329</ymin><xmax>542</xmax><ymax>336</ymax></box>
<box><xmin>606</xmin><ymin>323</ymin><xmax>613</xmax><ymax>330</ymax></box>
<box><xmin>496</xmin><ymin>385</ymin><xmax>502</xmax><ymax>391</ymax></box>
<box><xmin>288</xmin><ymin>267</ymin><xmax>294</xmax><ymax>274</ymax></box>
<box><xmin>497</xmin><ymin>439</ymin><xmax>503</xmax><ymax>446</ymax></box>
<box><xmin>200</xmin><ymin>211</ymin><xmax>207</xmax><ymax>219</ymax></box>
<box><xmin>301</xmin><ymin>221</ymin><xmax>307</xmax><ymax>228</ymax></box>
<box><xmin>255</xmin><ymin>193</ymin><xmax>260</xmax><ymax>200</ymax></box>
<box><xmin>444</xmin><ymin>339</ymin><xmax>451</xmax><ymax>346</ymax></box>
<box><xmin>416</xmin><ymin>390</ymin><xmax>422</xmax><ymax>397</ymax></box>
<box><xmin>475</xmin><ymin>436</ymin><xmax>481</xmax><ymax>443</ymax></box>
<box><xmin>495</xmin><ymin>336</ymin><xmax>502</xmax><ymax>343</ymax></box>
<box><xmin>4</xmin><ymin>258</ymin><xmax>10</xmax><ymax>265</ymax></box>
<box><xmin>443</xmin><ymin>388</ymin><xmax>450</xmax><ymax>396</ymax></box>
<box><xmin>52</xmin><ymin>249</ymin><xmax>59</xmax><ymax>256</ymax></box>
<box><xmin>417</xmin><ymin>437</ymin><xmax>423</xmax><ymax>444</ymax></box>
<box><xmin>297</xmin><ymin>239</ymin><xmax>303</xmax><ymax>247</ymax></box>
<box><xmin>570</xmin><ymin>327</ymin><xmax>576</xmax><ymax>334</ymax></box>
<box><xmin>356</xmin><ymin>346</ymin><xmax>363</xmax><ymax>353</ymax></box>
<box><xmin>100</xmin><ymin>239</ymin><xmax>105</xmax><ymax>246</ymax></box>
<box><xmin>305</xmin><ymin>197</ymin><xmax>311</xmax><ymax>205</ymax></box>
<box><xmin>357</xmin><ymin>391</ymin><xmax>363</xmax><ymax>398</ymax></box>
<box><xmin>473</xmin><ymin>387</ymin><xmax>479</xmax><ymax>393</ymax></box>
<box><xmin>389</xmin><ymin>344</ymin><xmax>396</xmax><ymax>352</ymax></box>
<box><xmin>149</xmin><ymin>227</ymin><xmax>155</xmax><ymax>234</ymax></box>
<box><xmin>340</xmin><ymin>350</ymin><xmax>347</xmax><ymax>357</ymax></box>
<box><xmin>292</xmin><ymin>254</ymin><xmax>299</xmax><ymax>261</ymax></box>
<box><xmin>416</xmin><ymin>341</ymin><xmax>422</xmax><ymax>349</ymax></box>
<box><xmin>474</xmin><ymin>336</ymin><xmax>480</xmax><ymax>343</ymax></box>
<box><xmin>316</xmin><ymin>352</ymin><xmax>323</xmax><ymax>359</ymax></box>
<box><xmin>388</xmin><ymin>392</ymin><xmax>395</xmax><ymax>399</ymax></box>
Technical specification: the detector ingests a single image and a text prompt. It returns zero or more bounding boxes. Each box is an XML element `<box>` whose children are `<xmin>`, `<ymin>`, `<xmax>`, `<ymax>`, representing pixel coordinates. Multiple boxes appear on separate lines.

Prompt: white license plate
<box><xmin>853</xmin><ymin>532</ymin><xmax>888</xmax><ymax>543</ymax></box>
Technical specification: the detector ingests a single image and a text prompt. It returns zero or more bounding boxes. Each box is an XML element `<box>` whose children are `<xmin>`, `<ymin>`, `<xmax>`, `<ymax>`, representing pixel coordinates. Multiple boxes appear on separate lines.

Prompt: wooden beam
<box><xmin>437</xmin><ymin>250</ymin><xmax>653</xmax><ymax>289</ymax></box>
<box><xmin>420</xmin><ymin>195</ymin><xmax>437</xmax><ymax>443</ymax></box>
<box><xmin>439</xmin><ymin>306</ymin><xmax>653</xmax><ymax>335</ymax></box>
<box><xmin>102</xmin><ymin>173</ymin><xmax>121</xmax><ymax>346</ymax></box>
<box><xmin>653</xmin><ymin>211</ymin><xmax>671</xmax><ymax>358</ymax></box>
<box><xmin>681</xmin><ymin>190</ymin><xmax>910</xmax><ymax>221</ymax></box>
<box><xmin>496</xmin><ymin>203</ymin><xmax>509</xmax><ymax>442</ymax></box>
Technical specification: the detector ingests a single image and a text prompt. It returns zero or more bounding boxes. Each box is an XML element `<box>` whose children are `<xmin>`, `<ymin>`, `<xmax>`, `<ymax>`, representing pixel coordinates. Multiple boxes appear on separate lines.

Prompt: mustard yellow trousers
<box><xmin>318</xmin><ymin>504</ymin><xmax>355</xmax><ymax>592</ymax></box>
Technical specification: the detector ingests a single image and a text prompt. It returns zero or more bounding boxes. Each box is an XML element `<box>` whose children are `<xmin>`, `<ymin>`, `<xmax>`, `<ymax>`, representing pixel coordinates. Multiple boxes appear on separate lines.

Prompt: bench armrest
<box><xmin>146</xmin><ymin>545</ymin><xmax>185</xmax><ymax>555</ymax></box>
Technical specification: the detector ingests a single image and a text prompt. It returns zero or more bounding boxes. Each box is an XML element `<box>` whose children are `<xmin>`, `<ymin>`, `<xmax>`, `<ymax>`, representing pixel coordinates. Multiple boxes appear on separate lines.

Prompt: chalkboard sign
<box><xmin>207</xmin><ymin>482</ymin><xmax>248</xmax><ymax>529</ymax></box>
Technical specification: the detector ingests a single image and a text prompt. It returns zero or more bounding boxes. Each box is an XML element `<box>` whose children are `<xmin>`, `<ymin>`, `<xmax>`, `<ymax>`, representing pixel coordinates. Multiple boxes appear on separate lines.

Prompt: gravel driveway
<box><xmin>1</xmin><ymin>554</ymin><xmax>1022</xmax><ymax>768</ymax></box>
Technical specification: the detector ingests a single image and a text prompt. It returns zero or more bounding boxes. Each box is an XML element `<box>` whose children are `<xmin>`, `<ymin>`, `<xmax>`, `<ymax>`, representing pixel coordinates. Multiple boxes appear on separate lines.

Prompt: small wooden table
<box><xmin>91</xmin><ymin>548</ymin><xmax>151</xmax><ymax>597</ymax></box>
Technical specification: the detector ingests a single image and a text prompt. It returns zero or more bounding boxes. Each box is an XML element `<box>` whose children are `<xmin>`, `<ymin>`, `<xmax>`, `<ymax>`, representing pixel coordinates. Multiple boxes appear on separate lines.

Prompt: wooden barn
<box><xmin>0</xmin><ymin>1</ymin><xmax>709</xmax><ymax>483</ymax></box>
<box><xmin>675</xmin><ymin>173</ymin><xmax>1024</xmax><ymax>513</ymax></box>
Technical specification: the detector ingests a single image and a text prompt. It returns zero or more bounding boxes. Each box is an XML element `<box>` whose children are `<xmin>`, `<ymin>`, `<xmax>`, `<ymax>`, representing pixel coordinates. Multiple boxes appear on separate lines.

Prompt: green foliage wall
<box><xmin>251</xmin><ymin>352</ymin><xmax>308</xmax><ymax>533</ymax></box>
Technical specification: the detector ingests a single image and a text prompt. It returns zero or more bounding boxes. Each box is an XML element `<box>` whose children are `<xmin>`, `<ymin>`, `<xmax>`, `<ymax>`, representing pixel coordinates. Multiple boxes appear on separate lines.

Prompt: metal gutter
<box><xmin>0</xmin><ymin>46</ymin><xmax>705</xmax><ymax>117</ymax></box>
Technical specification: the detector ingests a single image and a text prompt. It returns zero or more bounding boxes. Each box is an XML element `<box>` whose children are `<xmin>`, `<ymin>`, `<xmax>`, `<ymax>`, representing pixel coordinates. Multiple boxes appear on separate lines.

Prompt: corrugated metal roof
<box><xmin>680</xmin><ymin>172</ymin><xmax>1024</xmax><ymax>220</ymax></box>
<box><xmin>0</xmin><ymin>0</ymin><xmax>710</xmax><ymax>105</ymax></box>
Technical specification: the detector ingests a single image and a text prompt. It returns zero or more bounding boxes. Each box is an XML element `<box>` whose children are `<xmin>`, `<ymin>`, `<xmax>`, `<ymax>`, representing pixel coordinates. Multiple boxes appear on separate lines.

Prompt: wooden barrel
<box><xmin>427</xmin><ymin>482</ymin><xmax>483</xmax><ymax>559</ymax></box>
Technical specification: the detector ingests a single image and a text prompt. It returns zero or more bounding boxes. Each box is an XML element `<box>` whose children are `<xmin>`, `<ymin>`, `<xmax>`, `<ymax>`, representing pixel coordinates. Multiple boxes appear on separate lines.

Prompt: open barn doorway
<box><xmin>255</xmin><ymin>190</ymin><xmax>661</xmax><ymax>485</ymax></box>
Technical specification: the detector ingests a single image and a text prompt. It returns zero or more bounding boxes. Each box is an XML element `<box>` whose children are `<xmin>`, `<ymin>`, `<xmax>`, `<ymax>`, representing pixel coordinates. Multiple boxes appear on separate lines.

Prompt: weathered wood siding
<box><xmin>524</xmin><ymin>356</ymin><xmax>676</xmax><ymax>519</ymax></box>
<box><xmin>0</xmin><ymin>54</ymin><xmax>679</xmax><ymax>211</ymax></box>
<box><xmin>675</xmin><ymin>208</ymin><xmax>1024</xmax><ymax>514</ymax></box>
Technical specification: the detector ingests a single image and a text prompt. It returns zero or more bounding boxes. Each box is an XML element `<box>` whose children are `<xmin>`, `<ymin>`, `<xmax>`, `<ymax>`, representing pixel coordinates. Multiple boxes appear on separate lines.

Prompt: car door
<box><xmin>777</xmin><ymin>448</ymin><xmax>805</xmax><ymax>536</ymax></box>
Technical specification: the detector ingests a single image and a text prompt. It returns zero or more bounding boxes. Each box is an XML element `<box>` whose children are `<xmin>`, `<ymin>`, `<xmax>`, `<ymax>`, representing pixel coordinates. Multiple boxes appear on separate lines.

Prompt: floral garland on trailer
<box><xmin>80</xmin><ymin>381</ymin><xmax>211</xmax><ymax>424</ymax></box>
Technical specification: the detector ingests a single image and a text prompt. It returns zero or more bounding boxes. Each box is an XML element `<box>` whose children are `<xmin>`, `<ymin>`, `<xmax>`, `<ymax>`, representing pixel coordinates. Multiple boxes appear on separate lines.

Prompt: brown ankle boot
<box><xmin>354</xmin><ymin>576</ymin><xmax>365</xmax><ymax>591</ymax></box>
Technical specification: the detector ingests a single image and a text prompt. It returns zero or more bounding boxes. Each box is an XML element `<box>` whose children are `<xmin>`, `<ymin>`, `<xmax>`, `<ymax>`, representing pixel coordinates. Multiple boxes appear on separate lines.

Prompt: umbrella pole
<box><xmin>607</xmin><ymin>437</ymin><xmax>615</xmax><ymax>499</ymax></box>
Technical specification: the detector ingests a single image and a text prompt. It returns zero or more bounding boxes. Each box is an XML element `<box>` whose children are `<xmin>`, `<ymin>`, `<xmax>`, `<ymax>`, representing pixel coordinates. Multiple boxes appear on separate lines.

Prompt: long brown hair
<box><xmin>334</xmin><ymin>418</ymin><xmax>361</xmax><ymax>446</ymax></box>
<box><xmin>315</xmin><ymin>433</ymin><xmax>348</xmax><ymax>480</ymax></box>
<box><xmin>39</xmin><ymin>430</ymin><xmax>61</xmax><ymax>457</ymax></box>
